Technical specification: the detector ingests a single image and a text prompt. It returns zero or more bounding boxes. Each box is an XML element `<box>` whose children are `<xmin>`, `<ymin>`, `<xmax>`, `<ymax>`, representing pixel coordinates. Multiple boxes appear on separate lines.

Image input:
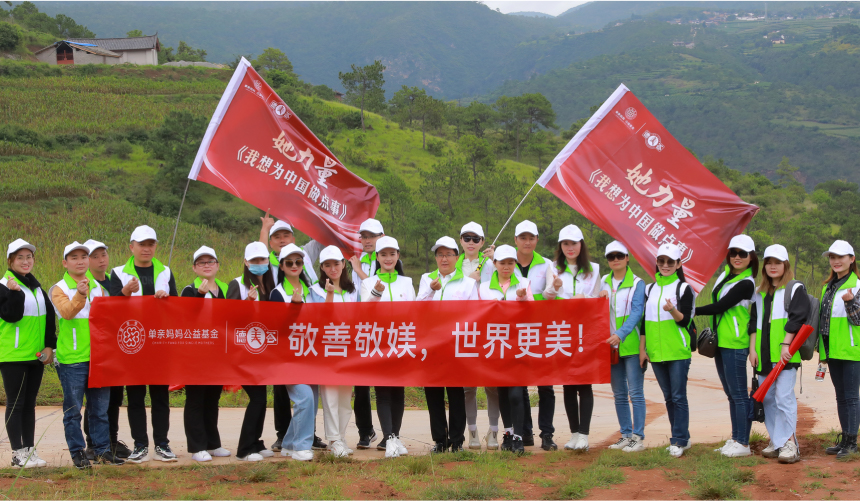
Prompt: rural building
<box><xmin>35</xmin><ymin>35</ymin><xmax>160</xmax><ymax>66</ymax></box>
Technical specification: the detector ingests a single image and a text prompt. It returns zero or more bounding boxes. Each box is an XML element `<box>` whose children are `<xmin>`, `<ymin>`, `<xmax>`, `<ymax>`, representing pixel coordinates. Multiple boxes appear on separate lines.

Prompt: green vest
<box><xmin>85</xmin><ymin>269</ymin><xmax>111</xmax><ymax>294</ymax></box>
<box><xmin>193</xmin><ymin>277</ymin><xmax>229</xmax><ymax>298</ymax></box>
<box><xmin>820</xmin><ymin>273</ymin><xmax>860</xmax><ymax>361</ymax></box>
<box><xmin>713</xmin><ymin>267</ymin><xmax>754</xmax><ymax>350</ymax></box>
<box><xmin>514</xmin><ymin>251</ymin><xmax>548</xmax><ymax>300</ymax></box>
<box><xmin>605</xmin><ymin>268</ymin><xmax>642</xmax><ymax>357</ymax></box>
<box><xmin>0</xmin><ymin>271</ymin><xmax>47</xmax><ymax>362</ymax></box>
<box><xmin>279</xmin><ymin>278</ymin><xmax>310</xmax><ymax>301</ymax></box>
<box><xmin>428</xmin><ymin>268</ymin><xmax>466</xmax><ymax>301</ymax></box>
<box><xmin>643</xmin><ymin>272</ymin><xmax>691</xmax><ymax>363</ymax></box>
<box><xmin>488</xmin><ymin>271</ymin><xmax>522</xmax><ymax>301</ymax></box>
<box><xmin>754</xmin><ymin>285</ymin><xmax>803</xmax><ymax>371</ymax></box>
<box><xmin>54</xmin><ymin>272</ymin><xmax>103</xmax><ymax>364</ymax></box>
<box><xmin>455</xmin><ymin>254</ymin><xmax>488</xmax><ymax>273</ymax></box>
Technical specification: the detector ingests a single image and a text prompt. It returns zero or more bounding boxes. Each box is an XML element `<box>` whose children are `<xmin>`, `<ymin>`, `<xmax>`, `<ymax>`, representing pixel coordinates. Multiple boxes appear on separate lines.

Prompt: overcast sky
<box><xmin>481</xmin><ymin>1</ymin><xmax>589</xmax><ymax>16</ymax></box>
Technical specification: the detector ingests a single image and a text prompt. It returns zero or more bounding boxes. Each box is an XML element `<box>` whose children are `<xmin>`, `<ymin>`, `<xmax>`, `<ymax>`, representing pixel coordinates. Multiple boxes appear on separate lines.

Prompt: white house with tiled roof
<box><xmin>35</xmin><ymin>35</ymin><xmax>160</xmax><ymax>66</ymax></box>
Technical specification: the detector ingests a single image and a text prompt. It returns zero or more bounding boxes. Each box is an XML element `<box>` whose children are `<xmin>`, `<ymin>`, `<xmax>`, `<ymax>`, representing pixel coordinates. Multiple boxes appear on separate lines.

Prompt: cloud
<box><xmin>481</xmin><ymin>1</ymin><xmax>588</xmax><ymax>16</ymax></box>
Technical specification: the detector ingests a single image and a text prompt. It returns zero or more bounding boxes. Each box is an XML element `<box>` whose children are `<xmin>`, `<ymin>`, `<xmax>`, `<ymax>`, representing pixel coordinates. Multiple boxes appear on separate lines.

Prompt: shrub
<box><xmin>340</xmin><ymin>111</ymin><xmax>362</xmax><ymax>129</ymax></box>
<box><xmin>0</xmin><ymin>22</ymin><xmax>19</xmax><ymax>51</ymax></box>
<box><xmin>105</xmin><ymin>139</ymin><xmax>133</xmax><ymax>159</ymax></box>
<box><xmin>427</xmin><ymin>138</ymin><xmax>445</xmax><ymax>156</ymax></box>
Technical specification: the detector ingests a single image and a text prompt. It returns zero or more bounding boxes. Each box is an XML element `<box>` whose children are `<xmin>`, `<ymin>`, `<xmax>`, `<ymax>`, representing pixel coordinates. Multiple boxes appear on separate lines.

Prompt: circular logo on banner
<box><xmin>646</xmin><ymin>134</ymin><xmax>661</xmax><ymax>148</ymax></box>
<box><xmin>274</xmin><ymin>104</ymin><xmax>287</xmax><ymax>116</ymax></box>
<box><xmin>625</xmin><ymin>107</ymin><xmax>637</xmax><ymax>120</ymax></box>
<box><xmin>118</xmin><ymin>320</ymin><xmax>146</xmax><ymax>355</ymax></box>
<box><xmin>243</xmin><ymin>322</ymin><xmax>270</xmax><ymax>354</ymax></box>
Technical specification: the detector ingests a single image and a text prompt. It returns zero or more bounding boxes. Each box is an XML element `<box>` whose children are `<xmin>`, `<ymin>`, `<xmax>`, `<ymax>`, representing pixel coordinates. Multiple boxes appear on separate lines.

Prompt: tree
<box><xmin>252</xmin><ymin>47</ymin><xmax>294</xmax><ymax>74</ymax></box>
<box><xmin>389</xmin><ymin>85</ymin><xmax>420</xmax><ymax>127</ymax></box>
<box><xmin>126</xmin><ymin>29</ymin><xmax>144</xmax><ymax>38</ymax></box>
<box><xmin>462</xmin><ymin>101</ymin><xmax>496</xmax><ymax>138</ymax></box>
<box><xmin>0</xmin><ymin>22</ymin><xmax>19</xmax><ymax>51</ymax></box>
<box><xmin>525</xmin><ymin>130</ymin><xmax>556</xmax><ymax>169</ymax></box>
<box><xmin>148</xmin><ymin>111</ymin><xmax>208</xmax><ymax>194</ymax></box>
<box><xmin>377</xmin><ymin>173</ymin><xmax>413</xmax><ymax>237</ymax></box>
<box><xmin>446</xmin><ymin>102</ymin><xmax>465</xmax><ymax>141</ymax></box>
<box><xmin>174</xmin><ymin>41</ymin><xmax>207</xmax><ymax>62</ymax></box>
<box><xmin>494</xmin><ymin>93</ymin><xmax>556</xmax><ymax>162</ymax></box>
<box><xmin>776</xmin><ymin>156</ymin><xmax>800</xmax><ymax>187</ymax></box>
<box><xmin>338</xmin><ymin>60</ymin><xmax>386</xmax><ymax>132</ymax></box>
<box><xmin>458</xmin><ymin>134</ymin><xmax>495</xmax><ymax>187</ymax></box>
<box><xmin>404</xmin><ymin>202</ymin><xmax>448</xmax><ymax>272</ymax></box>
<box><xmin>420</xmin><ymin>154</ymin><xmax>469</xmax><ymax>217</ymax></box>
<box><xmin>413</xmin><ymin>92</ymin><xmax>446</xmax><ymax>150</ymax></box>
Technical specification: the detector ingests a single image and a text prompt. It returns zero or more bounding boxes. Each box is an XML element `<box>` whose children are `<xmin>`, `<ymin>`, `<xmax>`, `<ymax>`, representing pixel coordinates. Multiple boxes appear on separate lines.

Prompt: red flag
<box><xmin>752</xmin><ymin>324</ymin><xmax>813</xmax><ymax>402</ymax></box>
<box><xmin>188</xmin><ymin>58</ymin><xmax>379</xmax><ymax>256</ymax></box>
<box><xmin>537</xmin><ymin>84</ymin><xmax>759</xmax><ymax>291</ymax></box>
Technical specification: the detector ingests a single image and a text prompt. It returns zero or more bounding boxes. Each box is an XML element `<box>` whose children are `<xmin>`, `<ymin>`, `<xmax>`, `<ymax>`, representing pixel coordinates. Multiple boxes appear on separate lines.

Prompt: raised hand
<box><xmin>123</xmin><ymin>277</ymin><xmax>140</xmax><ymax>296</ymax></box>
<box><xmin>662</xmin><ymin>298</ymin><xmax>674</xmax><ymax>312</ymax></box>
<box><xmin>430</xmin><ymin>277</ymin><xmax>442</xmax><ymax>291</ymax></box>
<box><xmin>325</xmin><ymin>280</ymin><xmax>336</xmax><ymax>293</ymax></box>
<box><xmin>516</xmin><ymin>287</ymin><xmax>526</xmax><ymax>298</ymax></box>
<box><xmin>5</xmin><ymin>280</ymin><xmax>20</xmax><ymax>292</ymax></box>
<box><xmin>374</xmin><ymin>280</ymin><xmax>385</xmax><ymax>293</ymax></box>
<box><xmin>261</xmin><ymin>208</ymin><xmax>274</xmax><ymax>231</ymax></box>
<box><xmin>482</xmin><ymin>245</ymin><xmax>495</xmax><ymax>261</ymax></box>
<box><xmin>553</xmin><ymin>275</ymin><xmax>563</xmax><ymax>291</ymax></box>
<box><xmin>248</xmin><ymin>285</ymin><xmax>258</xmax><ymax>301</ymax></box>
<box><xmin>76</xmin><ymin>278</ymin><xmax>89</xmax><ymax>297</ymax></box>
<box><xmin>843</xmin><ymin>289</ymin><xmax>855</xmax><ymax>302</ymax></box>
<box><xmin>291</xmin><ymin>287</ymin><xmax>304</xmax><ymax>303</ymax></box>
<box><xmin>197</xmin><ymin>279</ymin><xmax>210</xmax><ymax>296</ymax></box>
<box><xmin>599</xmin><ymin>290</ymin><xmax>609</xmax><ymax>298</ymax></box>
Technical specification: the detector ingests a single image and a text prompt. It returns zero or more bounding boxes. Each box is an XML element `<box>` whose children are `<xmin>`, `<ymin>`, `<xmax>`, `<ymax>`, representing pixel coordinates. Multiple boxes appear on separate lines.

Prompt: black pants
<box><xmin>184</xmin><ymin>385</ymin><xmax>222</xmax><ymax>453</ymax></box>
<box><xmin>829</xmin><ymin>359</ymin><xmax>860</xmax><ymax>436</ymax></box>
<box><xmin>85</xmin><ymin>386</ymin><xmax>124</xmax><ymax>447</ymax></box>
<box><xmin>563</xmin><ymin>384</ymin><xmax>594</xmax><ymax>435</ymax></box>
<box><xmin>522</xmin><ymin>386</ymin><xmax>555</xmax><ymax>436</ymax></box>
<box><xmin>354</xmin><ymin>386</ymin><xmax>375</xmax><ymax>437</ymax></box>
<box><xmin>273</xmin><ymin>385</ymin><xmax>292</xmax><ymax>442</ymax></box>
<box><xmin>239</xmin><ymin>385</ymin><xmax>267</xmax><ymax>458</ymax></box>
<box><xmin>375</xmin><ymin>386</ymin><xmax>404</xmax><ymax>438</ymax></box>
<box><xmin>0</xmin><ymin>361</ymin><xmax>43</xmax><ymax>450</ymax></box>
<box><xmin>498</xmin><ymin>386</ymin><xmax>526</xmax><ymax>437</ymax></box>
<box><xmin>425</xmin><ymin>387</ymin><xmax>466</xmax><ymax>446</ymax></box>
<box><xmin>126</xmin><ymin>384</ymin><xmax>170</xmax><ymax>448</ymax></box>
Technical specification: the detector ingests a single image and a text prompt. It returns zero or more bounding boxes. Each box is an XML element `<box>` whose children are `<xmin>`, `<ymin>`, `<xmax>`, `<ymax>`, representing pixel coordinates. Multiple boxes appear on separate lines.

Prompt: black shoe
<box><xmin>512</xmin><ymin>436</ymin><xmax>525</xmax><ymax>455</ymax></box>
<box><xmin>450</xmin><ymin>442</ymin><xmax>463</xmax><ymax>453</ymax></box>
<box><xmin>357</xmin><ymin>430</ymin><xmax>377</xmax><ymax>450</ymax></box>
<box><xmin>540</xmin><ymin>433</ymin><xmax>558</xmax><ymax>451</ymax></box>
<box><xmin>827</xmin><ymin>433</ymin><xmax>845</xmax><ymax>455</ymax></box>
<box><xmin>312</xmin><ymin>435</ymin><xmax>327</xmax><ymax>450</ymax></box>
<box><xmin>72</xmin><ymin>451</ymin><xmax>92</xmax><ymax>469</ymax></box>
<box><xmin>84</xmin><ymin>448</ymin><xmax>95</xmax><ymax>461</ymax></box>
<box><xmin>95</xmin><ymin>450</ymin><xmax>125</xmax><ymax>465</ymax></box>
<box><xmin>112</xmin><ymin>440</ymin><xmax>131</xmax><ymax>459</ymax></box>
<box><xmin>431</xmin><ymin>442</ymin><xmax>448</xmax><ymax>454</ymax></box>
<box><xmin>501</xmin><ymin>432</ymin><xmax>513</xmax><ymax>452</ymax></box>
<box><xmin>270</xmin><ymin>439</ymin><xmax>282</xmax><ymax>452</ymax></box>
<box><xmin>376</xmin><ymin>437</ymin><xmax>388</xmax><ymax>451</ymax></box>
<box><xmin>522</xmin><ymin>433</ymin><xmax>535</xmax><ymax>447</ymax></box>
<box><xmin>838</xmin><ymin>435</ymin><xmax>858</xmax><ymax>459</ymax></box>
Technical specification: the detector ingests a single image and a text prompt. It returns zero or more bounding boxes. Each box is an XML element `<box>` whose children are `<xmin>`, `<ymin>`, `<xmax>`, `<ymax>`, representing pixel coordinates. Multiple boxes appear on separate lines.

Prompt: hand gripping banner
<box><xmin>188</xmin><ymin>57</ymin><xmax>379</xmax><ymax>256</ymax></box>
<box><xmin>88</xmin><ymin>297</ymin><xmax>610</xmax><ymax>387</ymax></box>
<box><xmin>537</xmin><ymin>84</ymin><xmax>759</xmax><ymax>292</ymax></box>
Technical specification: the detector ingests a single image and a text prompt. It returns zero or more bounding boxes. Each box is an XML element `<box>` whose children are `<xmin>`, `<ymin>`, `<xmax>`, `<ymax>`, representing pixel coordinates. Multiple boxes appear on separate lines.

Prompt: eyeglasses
<box><xmin>195</xmin><ymin>260</ymin><xmax>219</xmax><ymax>267</ymax></box>
<box><xmin>359</xmin><ymin>233</ymin><xmax>381</xmax><ymax>240</ymax></box>
<box><xmin>606</xmin><ymin>253</ymin><xmax>627</xmax><ymax>261</ymax></box>
<box><xmin>728</xmin><ymin>249</ymin><xmax>749</xmax><ymax>259</ymax></box>
<box><xmin>436</xmin><ymin>254</ymin><xmax>457</xmax><ymax>260</ymax></box>
<box><xmin>282</xmin><ymin>259</ymin><xmax>304</xmax><ymax>268</ymax></box>
<box><xmin>657</xmin><ymin>257</ymin><xmax>677</xmax><ymax>266</ymax></box>
<box><xmin>461</xmin><ymin>235</ymin><xmax>483</xmax><ymax>243</ymax></box>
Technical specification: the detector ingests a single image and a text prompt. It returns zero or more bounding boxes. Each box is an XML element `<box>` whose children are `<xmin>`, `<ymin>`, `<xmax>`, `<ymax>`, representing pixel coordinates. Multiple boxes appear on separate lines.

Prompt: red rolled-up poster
<box><xmin>753</xmin><ymin>324</ymin><xmax>813</xmax><ymax>402</ymax></box>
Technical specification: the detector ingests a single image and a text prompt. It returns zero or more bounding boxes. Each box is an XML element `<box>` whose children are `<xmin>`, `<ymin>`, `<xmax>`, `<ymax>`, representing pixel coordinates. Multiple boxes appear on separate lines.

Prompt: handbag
<box><xmin>697</xmin><ymin>327</ymin><xmax>717</xmax><ymax>358</ymax></box>
<box><xmin>749</xmin><ymin>376</ymin><xmax>765</xmax><ymax>423</ymax></box>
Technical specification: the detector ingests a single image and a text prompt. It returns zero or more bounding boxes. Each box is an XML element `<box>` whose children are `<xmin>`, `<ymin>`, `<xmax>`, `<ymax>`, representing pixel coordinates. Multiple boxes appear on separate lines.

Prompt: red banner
<box><xmin>188</xmin><ymin>58</ymin><xmax>379</xmax><ymax>256</ymax></box>
<box><xmin>88</xmin><ymin>297</ymin><xmax>610</xmax><ymax>387</ymax></box>
<box><xmin>537</xmin><ymin>84</ymin><xmax>759</xmax><ymax>292</ymax></box>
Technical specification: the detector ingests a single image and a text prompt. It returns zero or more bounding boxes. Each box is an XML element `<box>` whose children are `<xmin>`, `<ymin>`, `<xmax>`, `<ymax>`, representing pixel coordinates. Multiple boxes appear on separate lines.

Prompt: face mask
<box><xmin>248</xmin><ymin>264</ymin><xmax>269</xmax><ymax>276</ymax></box>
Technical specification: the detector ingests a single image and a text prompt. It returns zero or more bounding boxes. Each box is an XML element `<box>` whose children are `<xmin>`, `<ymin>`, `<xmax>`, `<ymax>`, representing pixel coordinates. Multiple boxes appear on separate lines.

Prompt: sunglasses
<box><xmin>606</xmin><ymin>253</ymin><xmax>627</xmax><ymax>262</ymax></box>
<box><xmin>281</xmin><ymin>259</ymin><xmax>304</xmax><ymax>268</ymax></box>
<box><xmin>657</xmin><ymin>257</ymin><xmax>677</xmax><ymax>267</ymax></box>
<box><xmin>729</xmin><ymin>249</ymin><xmax>749</xmax><ymax>259</ymax></box>
<box><xmin>461</xmin><ymin>235</ymin><xmax>483</xmax><ymax>243</ymax></box>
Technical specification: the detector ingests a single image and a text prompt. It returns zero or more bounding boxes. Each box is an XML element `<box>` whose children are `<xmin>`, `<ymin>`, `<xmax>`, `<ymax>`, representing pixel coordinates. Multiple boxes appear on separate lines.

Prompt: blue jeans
<box><xmin>828</xmin><ymin>359</ymin><xmax>860</xmax><ymax>436</ymax></box>
<box><xmin>282</xmin><ymin>384</ymin><xmax>314</xmax><ymax>452</ymax></box>
<box><xmin>651</xmin><ymin>358</ymin><xmax>691</xmax><ymax>446</ymax></box>
<box><xmin>715</xmin><ymin>347</ymin><xmax>752</xmax><ymax>445</ymax></box>
<box><xmin>610</xmin><ymin>354</ymin><xmax>646</xmax><ymax>438</ymax></box>
<box><xmin>57</xmin><ymin>362</ymin><xmax>110</xmax><ymax>455</ymax></box>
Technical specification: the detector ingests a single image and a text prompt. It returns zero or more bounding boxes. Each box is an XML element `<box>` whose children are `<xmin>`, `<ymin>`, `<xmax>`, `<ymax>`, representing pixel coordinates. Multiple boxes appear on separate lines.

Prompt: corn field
<box><xmin>0</xmin><ymin>158</ymin><xmax>98</xmax><ymax>200</ymax></box>
<box><xmin>0</xmin><ymin>75</ymin><xmax>227</xmax><ymax>96</ymax></box>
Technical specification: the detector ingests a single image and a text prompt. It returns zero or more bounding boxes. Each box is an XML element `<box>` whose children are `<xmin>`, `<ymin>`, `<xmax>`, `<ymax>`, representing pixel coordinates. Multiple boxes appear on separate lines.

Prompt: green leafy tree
<box><xmin>126</xmin><ymin>29</ymin><xmax>144</xmax><ymax>38</ymax></box>
<box><xmin>377</xmin><ymin>173</ymin><xmax>413</xmax><ymax>237</ymax></box>
<box><xmin>525</xmin><ymin>130</ymin><xmax>556</xmax><ymax>169</ymax></box>
<box><xmin>389</xmin><ymin>85</ymin><xmax>420</xmax><ymax>127</ymax></box>
<box><xmin>174</xmin><ymin>41</ymin><xmax>207</xmax><ymax>62</ymax></box>
<box><xmin>776</xmin><ymin>156</ymin><xmax>800</xmax><ymax>187</ymax></box>
<box><xmin>495</xmin><ymin>94</ymin><xmax>555</xmax><ymax>162</ymax></box>
<box><xmin>147</xmin><ymin>111</ymin><xmax>208</xmax><ymax>195</ymax></box>
<box><xmin>458</xmin><ymin>134</ymin><xmax>495</xmax><ymax>187</ymax></box>
<box><xmin>0</xmin><ymin>22</ymin><xmax>19</xmax><ymax>51</ymax></box>
<box><xmin>404</xmin><ymin>201</ymin><xmax>448</xmax><ymax>272</ymax></box>
<box><xmin>338</xmin><ymin>60</ymin><xmax>386</xmax><ymax>132</ymax></box>
<box><xmin>462</xmin><ymin>101</ymin><xmax>495</xmax><ymax>138</ymax></box>
<box><xmin>252</xmin><ymin>47</ymin><xmax>294</xmax><ymax>74</ymax></box>
<box><xmin>420</xmin><ymin>154</ymin><xmax>469</xmax><ymax>217</ymax></box>
<box><xmin>412</xmin><ymin>91</ymin><xmax>446</xmax><ymax>150</ymax></box>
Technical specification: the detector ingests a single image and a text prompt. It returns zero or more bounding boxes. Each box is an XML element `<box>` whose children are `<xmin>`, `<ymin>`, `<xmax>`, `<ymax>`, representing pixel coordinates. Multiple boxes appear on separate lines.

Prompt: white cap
<box><xmin>376</xmin><ymin>236</ymin><xmax>399</xmax><ymax>252</ymax></box>
<box><xmin>6</xmin><ymin>239</ymin><xmax>35</xmax><ymax>258</ymax></box>
<box><xmin>193</xmin><ymin>246</ymin><xmax>218</xmax><ymax>262</ymax></box>
<box><xmin>130</xmin><ymin>225</ymin><xmax>157</xmax><ymax>243</ymax></box>
<box><xmin>359</xmin><ymin>218</ymin><xmax>384</xmax><ymax>235</ymax></box>
<box><xmin>460</xmin><ymin>222</ymin><xmax>484</xmax><ymax>238</ymax></box>
<box><xmin>657</xmin><ymin>243</ymin><xmax>681</xmax><ymax>261</ymax></box>
<box><xmin>604</xmin><ymin>241</ymin><xmax>629</xmax><ymax>256</ymax></box>
<box><xmin>558</xmin><ymin>224</ymin><xmax>584</xmax><ymax>242</ymax></box>
<box><xmin>494</xmin><ymin>244</ymin><xmax>517</xmax><ymax>262</ymax></box>
<box><xmin>728</xmin><ymin>235</ymin><xmax>755</xmax><ymax>253</ymax></box>
<box><xmin>244</xmin><ymin>242</ymin><xmax>269</xmax><ymax>261</ymax></box>
<box><xmin>63</xmin><ymin>241</ymin><xmax>90</xmax><ymax>259</ymax></box>
<box><xmin>764</xmin><ymin>244</ymin><xmax>789</xmax><ymax>262</ymax></box>
<box><xmin>278</xmin><ymin>243</ymin><xmax>305</xmax><ymax>261</ymax></box>
<box><xmin>269</xmin><ymin>220</ymin><xmax>293</xmax><ymax>238</ymax></box>
<box><xmin>320</xmin><ymin>245</ymin><xmax>345</xmax><ymax>263</ymax></box>
<box><xmin>431</xmin><ymin>236</ymin><xmax>459</xmax><ymax>254</ymax></box>
<box><xmin>83</xmin><ymin>239</ymin><xmax>107</xmax><ymax>254</ymax></box>
<box><xmin>823</xmin><ymin>240</ymin><xmax>855</xmax><ymax>258</ymax></box>
<box><xmin>515</xmin><ymin>220</ymin><xmax>538</xmax><ymax>237</ymax></box>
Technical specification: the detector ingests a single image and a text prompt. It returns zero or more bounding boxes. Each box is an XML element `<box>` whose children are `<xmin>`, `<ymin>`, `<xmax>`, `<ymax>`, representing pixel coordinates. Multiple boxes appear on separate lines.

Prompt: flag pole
<box><xmin>490</xmin><ymin>178</ymin><xmax>540</xmax><ymax>248</ymax></box>
<box><xmin>168</xmin><ymin>178</ymin><xmax>191</xmax><ymax>268</ymax></box>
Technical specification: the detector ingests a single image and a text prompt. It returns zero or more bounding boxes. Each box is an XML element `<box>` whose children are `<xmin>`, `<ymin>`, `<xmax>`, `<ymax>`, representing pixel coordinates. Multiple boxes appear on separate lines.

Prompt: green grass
<box><xmin>422</xmin><ymin>481</ymin><xmax>509</xmax><ymax>500</ymax></box>
<box><xmin>557</xmin><ymin>464</ymin><xmax>625</xmax><ymax>499</ymax></box>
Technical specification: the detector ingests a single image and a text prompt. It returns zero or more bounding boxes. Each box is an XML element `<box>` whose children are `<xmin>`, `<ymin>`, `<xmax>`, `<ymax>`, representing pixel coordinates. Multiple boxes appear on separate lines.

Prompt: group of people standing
<box><xmin>1</xmin><ymin>214</ymin><xmax>858</xmax><ymax>468</ymax></box>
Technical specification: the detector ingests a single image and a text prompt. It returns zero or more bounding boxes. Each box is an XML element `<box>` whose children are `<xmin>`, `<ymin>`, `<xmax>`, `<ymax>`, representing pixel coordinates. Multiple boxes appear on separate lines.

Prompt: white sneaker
<box><xmin>573</xmin><ymin>434</ymin><xmax>589</xmax><ymax>451</ymax></box>
<box><xmin>280</xmin><ymin>448</ymin><xmax>293</xmax><ymax>457</ymax></box>
<box><xmin>668</xmin><ymin>445</ymin><xmax>685</xmax><ymax>458</ymax></box>
<box><xmin>384</xmin><ymin>434</ymin><xmax>400</xmax><ymax>458</ymax></box>
<box><xmin>608</xmin><ymin>436</ymin><xmax>630</xmax><ymax>450</ymax></box>
<box><xmin>292</xmin><ymin>450</ymin><xmax>314</xmax><ymax>461</ymax></box>
<box><xmin>25</xmin><ymin>447</ymin><xmax>47</xmax><ymax>467</ymax></box>
<box><xmin>778</xmin><ymin>440</ymin><xmax>799</xmax><ymax>464</ymax></box>
<box><xmin>237</xmin><ymin>453</ymin><xmax>263</xmax><ymax>462</ymax></box>
<box><xmin>330</xmin><ymin>440</ymin><xmax>348</xmax><ymax>458</ymax></box>
<box><xmin>485</xmin><ymin>430</ymin><xmax>499</xmax><ymax>450</ymax></box>
<box><xmin>258</xmin><ymin>449</ymin><xmax>274</xmax><ymax>458</ymax></box>
<box><xmin>714</xmin><ymin>439</ymin><xmax>735</xmax><ymax>453</ymax></box>
<box><xmin>468</xmin><ymin>429</ymin><xmax>481</xmax><ymax>449</ymax></box>
<box><xmin>395</xmin><ymin>437</ymin><xmax>408</xmax><ymax>455</ymax></box>
<box><xmin>622</xmin><ymin>434</ymin><xmax>645</xmax><ymax>453</ymax></box>
<box><xmin>191</xmin><ymin>451</ymin><xmax>212</xmax><ymax>462</ymax></box>
<box><xmin>761</xmin><ymin>441</ymin><xmax>779</xmax><ymax>458</ymax></box>
<box><xmin>722</xmin><ymin>442</ymin><xmax>751</xmax><ymax>458</ymax></box>
<box><xmin>12</xmin><ymin>448</ymin><xmax>39</xmax><ymax>468</ymax></box>
<box><xmin>564</xmin><ymin>433</ymin><xmax>581</xmax><ymax>450</ymax></box>
<box><xmin>207</xmin><ymin>447</ymin><xmax>231</xmax><ymax>457</ymax></box>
